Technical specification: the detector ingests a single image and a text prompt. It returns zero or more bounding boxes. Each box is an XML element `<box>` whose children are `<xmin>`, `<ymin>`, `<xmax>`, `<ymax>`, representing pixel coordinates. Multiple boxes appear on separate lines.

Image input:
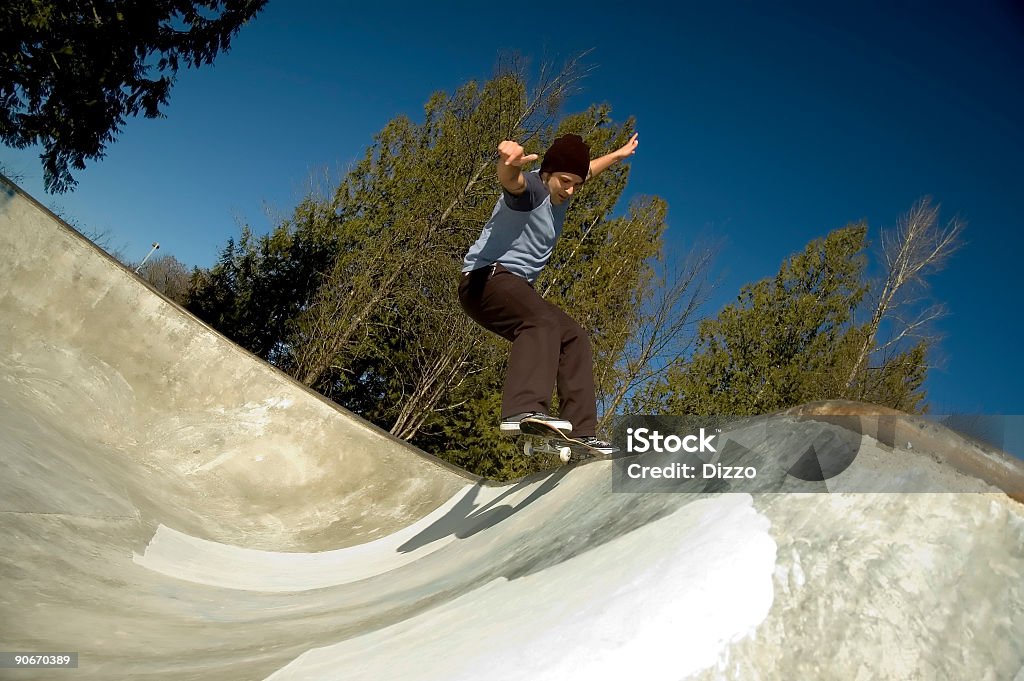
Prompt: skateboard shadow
<box><xmin>397</xmin><ymin>465</ymin><xmax>571</xmax><ymax>553</ymax></box>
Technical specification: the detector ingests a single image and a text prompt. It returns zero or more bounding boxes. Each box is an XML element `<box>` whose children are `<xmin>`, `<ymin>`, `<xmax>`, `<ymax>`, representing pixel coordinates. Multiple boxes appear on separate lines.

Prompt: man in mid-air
<box><xmin>459</xmin><ymin>131</ymin><xmax>639</xmax><ymax>454</ymax></box>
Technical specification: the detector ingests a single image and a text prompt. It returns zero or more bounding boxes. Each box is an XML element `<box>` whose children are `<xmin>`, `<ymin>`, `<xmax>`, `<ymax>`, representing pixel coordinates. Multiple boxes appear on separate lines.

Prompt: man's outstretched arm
<box><xmin>496</xmin><ymin>140</ymin><xmax>539</xmax><ymax>194</ymax></box>
<box><xmin>588</xmin><ymin>132</ymin><xmax>639</xmax><ymax>180</ymax></box>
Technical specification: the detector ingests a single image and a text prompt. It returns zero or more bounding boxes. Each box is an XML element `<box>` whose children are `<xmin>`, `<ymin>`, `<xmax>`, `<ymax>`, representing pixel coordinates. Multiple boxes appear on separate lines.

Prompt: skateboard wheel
<box><xmin>558</xmin><ymin>446</ymin><xmax>571</xmax><ymax>463</ymax></box>
<box><xmin>523</xmin><ymin>440</ymin><xmax>534</xmax><ymax>457</ymax></box>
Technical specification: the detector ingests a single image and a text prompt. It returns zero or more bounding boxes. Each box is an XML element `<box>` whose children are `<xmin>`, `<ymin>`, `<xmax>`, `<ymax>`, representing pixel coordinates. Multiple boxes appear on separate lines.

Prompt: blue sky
<box><xmin>2</xmin><ymin>1</ymin><xmax>1022</xmax><ymax>429</ymax></box>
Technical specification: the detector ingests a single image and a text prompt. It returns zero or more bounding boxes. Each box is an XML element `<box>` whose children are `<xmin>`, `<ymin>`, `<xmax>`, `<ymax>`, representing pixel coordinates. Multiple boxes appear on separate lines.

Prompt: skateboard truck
<box><xmin>517</xmin><ymin>418</ymin><xmax>605</xmax><ymax>463</ymax></box>
<box><xmin>521</xmin><ymin>436</ymin><xmax>574</xmax><ymax>462</ymax></box>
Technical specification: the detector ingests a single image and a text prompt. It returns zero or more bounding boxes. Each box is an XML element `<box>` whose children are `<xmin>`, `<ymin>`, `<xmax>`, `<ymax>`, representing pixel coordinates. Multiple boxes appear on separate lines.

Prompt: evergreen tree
<box><xmin>1</xmin><ymin>0</ymin><xmax>268</xmax><ymax>193</ymax></box>
<box><xmin>637</xmin><ymin>223</ymin><xmax>931</xmax><ymax>416</ymax></box>
<box><xmin>184</xmin><ymin>197</ymin><xmax>341</xmax><ymax>366</ymax></box>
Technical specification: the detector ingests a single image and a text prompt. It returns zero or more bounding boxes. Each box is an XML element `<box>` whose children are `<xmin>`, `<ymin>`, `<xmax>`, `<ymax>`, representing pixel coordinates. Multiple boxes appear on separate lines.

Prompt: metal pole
<box><xmin>134</xmin><ymin>242</ymin><xmax>160</xmax><ymax>274</ymax></box>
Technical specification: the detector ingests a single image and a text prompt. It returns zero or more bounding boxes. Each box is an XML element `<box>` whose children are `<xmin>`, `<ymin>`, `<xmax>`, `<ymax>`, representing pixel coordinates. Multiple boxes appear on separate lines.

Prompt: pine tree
<box><xmin>637</xmin><ymin>222</ymin><xmax>933</xmax><ymax>417</ymax></box>
<box><xmin>1</xmin><ymin>0</ymin><xmax>268</xmax><ymax>192</ymax></box>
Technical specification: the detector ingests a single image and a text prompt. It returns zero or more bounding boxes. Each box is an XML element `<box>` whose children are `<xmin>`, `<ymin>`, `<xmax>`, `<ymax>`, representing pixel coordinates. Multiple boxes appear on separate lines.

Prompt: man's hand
<box><xmin>496</xmin><ymin>140</ymin><xmax>537</xmax><ymax>194</ymax></box>
<box><xmin>588</xmin><ymin>132</ymin><xmax>639</xmax><ymax>180</ymax></box>
<box><xmin>614</xmin><ymin>133</ymin><xmax>639</xmax><ymax>160</ymax></box>
<box><xmin>498</xmin><ymin>140</ymin><xmax>539</xmax><ymax>167</ymax></box>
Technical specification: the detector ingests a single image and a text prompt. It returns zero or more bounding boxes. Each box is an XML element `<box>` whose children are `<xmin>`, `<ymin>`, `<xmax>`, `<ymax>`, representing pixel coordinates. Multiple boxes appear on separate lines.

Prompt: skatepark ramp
<box><xmin>2</xmin><ymin>175</ymin><xmax>1023</xmax><ymax>680</ymax></box>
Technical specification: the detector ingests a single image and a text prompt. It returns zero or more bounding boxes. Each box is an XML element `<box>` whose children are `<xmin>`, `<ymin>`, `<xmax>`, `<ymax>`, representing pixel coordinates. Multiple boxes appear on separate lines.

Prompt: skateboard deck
<box><xmin>518</xmin><ymin>418</ymin><xmax>607</xmax><ymax>463</ymax></box>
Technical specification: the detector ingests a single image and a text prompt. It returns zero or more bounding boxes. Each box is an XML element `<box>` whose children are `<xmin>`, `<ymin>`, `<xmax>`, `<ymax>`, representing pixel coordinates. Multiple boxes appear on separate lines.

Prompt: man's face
<box><xmin>544</xmin><ymin>172</ymin><xmax>584</xmax><ymax>205</ymax></box>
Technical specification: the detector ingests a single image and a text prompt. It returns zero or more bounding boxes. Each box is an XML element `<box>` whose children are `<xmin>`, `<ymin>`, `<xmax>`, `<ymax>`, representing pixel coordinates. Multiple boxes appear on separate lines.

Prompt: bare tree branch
<box><xmin>845</xmin><ymin>197</ymin><xmax>964</xmax><ymax>390</ymax></box>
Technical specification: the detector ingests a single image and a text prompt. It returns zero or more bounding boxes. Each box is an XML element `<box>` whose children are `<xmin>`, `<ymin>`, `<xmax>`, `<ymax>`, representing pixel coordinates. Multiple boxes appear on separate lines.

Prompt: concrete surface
<box><xmin>1</xmin><ymin>175</ymin><xmax>1023</xmax><ymax>680</ymax></box>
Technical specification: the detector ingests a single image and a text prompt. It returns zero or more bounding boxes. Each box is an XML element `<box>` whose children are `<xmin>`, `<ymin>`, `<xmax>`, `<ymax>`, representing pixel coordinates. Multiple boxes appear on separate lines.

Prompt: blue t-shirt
<box><xmin>462</xmin><ymin>170</ymin><xmax>568</xmax><ymax>283</ymax></box>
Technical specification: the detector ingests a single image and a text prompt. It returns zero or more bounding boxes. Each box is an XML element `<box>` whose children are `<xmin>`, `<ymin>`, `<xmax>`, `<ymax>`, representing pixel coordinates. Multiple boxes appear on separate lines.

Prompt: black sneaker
<box><xmin>500</xmin><ymin>412</ymin><xmax>572</xmax><ymax>434</ymax></box>
<box><xmin>575</xmin><ymin>436</ymin><xmax>619</xmax><ymax>455</ymax></box>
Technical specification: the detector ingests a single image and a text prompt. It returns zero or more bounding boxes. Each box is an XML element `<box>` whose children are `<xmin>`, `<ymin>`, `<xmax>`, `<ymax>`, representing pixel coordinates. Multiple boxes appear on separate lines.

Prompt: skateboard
<box><xmin>518</xmin><ymin>418</ymin><xmax>608</xmax><ymax>463</ymax></box>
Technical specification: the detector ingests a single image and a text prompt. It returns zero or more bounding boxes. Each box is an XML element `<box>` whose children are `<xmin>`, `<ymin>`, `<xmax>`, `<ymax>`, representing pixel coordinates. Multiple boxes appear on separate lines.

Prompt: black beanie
<box><xmin>540</xmin><ymin>134</ymin><xmax>590</xmax><ymax>182</ymax></box>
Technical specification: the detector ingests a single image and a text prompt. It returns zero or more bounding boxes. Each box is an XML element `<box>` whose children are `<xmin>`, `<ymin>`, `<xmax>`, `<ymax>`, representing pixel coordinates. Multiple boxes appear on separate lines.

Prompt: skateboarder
<box><xmin>458</xmin><ymin>132</ymin><xmax>639</xmax><ymax>454</ymax></box>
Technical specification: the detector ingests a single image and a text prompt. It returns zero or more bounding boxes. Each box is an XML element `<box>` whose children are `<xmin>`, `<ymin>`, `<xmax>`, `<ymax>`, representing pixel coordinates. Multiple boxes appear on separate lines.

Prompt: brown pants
<box><xmin>458</xmin><ymin>263</ymin><xmax>597</xmax><ymax>436</ymax></box>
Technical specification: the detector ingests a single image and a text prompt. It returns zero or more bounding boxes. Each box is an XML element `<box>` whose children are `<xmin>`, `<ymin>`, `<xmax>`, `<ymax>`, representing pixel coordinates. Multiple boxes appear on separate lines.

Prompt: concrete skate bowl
<box><xmin>1</xmin><ymin>175</ymin><xmax>1023</xmax><ymax>680</ymax></box>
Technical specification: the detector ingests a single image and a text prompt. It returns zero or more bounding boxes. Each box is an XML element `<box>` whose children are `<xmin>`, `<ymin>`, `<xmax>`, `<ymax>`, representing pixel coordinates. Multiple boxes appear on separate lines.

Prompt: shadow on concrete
<box><xmin>398</xmin><ymin>465</ymin><xmax>572</xmax><ymax>553</ymax></box>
